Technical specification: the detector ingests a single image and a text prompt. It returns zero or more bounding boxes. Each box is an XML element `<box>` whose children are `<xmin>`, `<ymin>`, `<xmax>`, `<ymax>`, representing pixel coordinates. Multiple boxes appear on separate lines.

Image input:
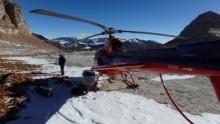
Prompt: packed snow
<box><xmin>7</xmin><ymin>57</ymin><xmax>220</xmax><ymax>124</ymax></box>
<box><xmin>46</xmin><ymin>92</ymin><xmax>220</xmax><ymax>124</ymax></box>
<box><xmin>8</xmin><ymin>56</ymin><xmax>91</xmax><ymax>79</ymax></box>
<box><xmin>151</xmin><ymin>75</ymin><xmax>195</xmax><ymax>81</ymax></box>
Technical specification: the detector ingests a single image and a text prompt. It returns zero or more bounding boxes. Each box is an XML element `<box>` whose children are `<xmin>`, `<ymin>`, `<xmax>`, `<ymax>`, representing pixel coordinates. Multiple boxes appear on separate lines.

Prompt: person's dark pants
<box><xmin>60</xmin><ymin>64</ymin><xmax>65</xmax><ymax>75</ymax></box>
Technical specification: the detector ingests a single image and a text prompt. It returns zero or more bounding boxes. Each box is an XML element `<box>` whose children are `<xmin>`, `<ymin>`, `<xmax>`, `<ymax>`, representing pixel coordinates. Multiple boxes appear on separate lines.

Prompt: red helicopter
<box><xmin>31</xmin><ymin>9</ymin><xmax>220</xmax><ymax>124</ymax></box>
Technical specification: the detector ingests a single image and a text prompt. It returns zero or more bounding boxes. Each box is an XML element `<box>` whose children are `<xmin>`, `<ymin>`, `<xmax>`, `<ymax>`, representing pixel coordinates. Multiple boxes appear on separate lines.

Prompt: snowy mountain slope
<box><xmin>7</xmin><ymin>56</ymin><xmax>220</xmax><ymax>124</ymax></box>
<box><xmin>52</xmin><ymin>37</ymin><xmax>79</xmax><ymax>46</ymax></box>
<box><xmin>122</xmin><ymin>38</ymin><xmax>160</xmax><ymax>46</ymax></box>
<box><xmin>52</xmin><ymin>37</ymin><xmax>161</xmax><ymax>49</ymax></box>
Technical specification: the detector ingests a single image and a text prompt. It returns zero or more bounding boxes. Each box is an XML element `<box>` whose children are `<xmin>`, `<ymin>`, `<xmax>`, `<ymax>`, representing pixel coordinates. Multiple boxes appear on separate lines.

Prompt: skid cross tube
<box><xmin>120</xmin><ymin>73</ymin><xmax>138</xmax><ymax>88</ymax></box>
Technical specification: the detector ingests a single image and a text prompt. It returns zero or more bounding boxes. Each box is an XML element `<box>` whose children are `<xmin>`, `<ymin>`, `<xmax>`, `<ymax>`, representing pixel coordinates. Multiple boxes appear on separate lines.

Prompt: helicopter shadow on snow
<box><xmin>8</xmin><ymin>76</ymin><xmax>84</xmax><ymax>124</ymax></box>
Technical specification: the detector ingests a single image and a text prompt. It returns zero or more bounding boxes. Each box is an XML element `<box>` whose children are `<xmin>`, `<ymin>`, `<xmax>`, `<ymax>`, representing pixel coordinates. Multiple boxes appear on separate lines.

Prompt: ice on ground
<box><xmin>151</xmin><ymin>75</ymin><xmax>195</xmax><ymax>81</ymax></box>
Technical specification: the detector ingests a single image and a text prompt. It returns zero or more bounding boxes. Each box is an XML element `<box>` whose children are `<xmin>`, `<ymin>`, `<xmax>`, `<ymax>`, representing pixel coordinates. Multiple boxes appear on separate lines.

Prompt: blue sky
<box><xmin>16</xmin><ymin>0</ymin><xmax>220</xmax><ymax>43</ymax></box>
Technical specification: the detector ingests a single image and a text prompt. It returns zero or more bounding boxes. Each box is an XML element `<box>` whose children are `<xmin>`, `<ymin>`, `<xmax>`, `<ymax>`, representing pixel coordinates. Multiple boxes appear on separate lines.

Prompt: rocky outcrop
<box><xmin>0</xmin><ymin>0</ymin><xmax>31</xmax><ymax>34</ymax></box>
<box><xmin>0</xmin><ymin>1</ymin><xmax>60</xmax><ymax>55</ymax></box>
<box><xmin>166</xmin><ymin>11</ymin><xmax>220</xmax><ymax>46</ymax></box>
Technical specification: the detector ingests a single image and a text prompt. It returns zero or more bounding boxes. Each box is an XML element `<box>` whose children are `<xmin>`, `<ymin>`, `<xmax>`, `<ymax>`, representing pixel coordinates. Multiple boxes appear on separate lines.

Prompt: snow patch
<box><xmin>46</xmin><ymin>92</ymin><xmax>220</xmax><ymax>124</ymax></box>
<box><xmin>8</xmin><ymin>56</ymin><xmax>91</xmax><ymax>79</ymax></box>
<box><xmin>151</xmin><ymin>75</ymin><xmax>195</xmax><ymax>81</ymax></box>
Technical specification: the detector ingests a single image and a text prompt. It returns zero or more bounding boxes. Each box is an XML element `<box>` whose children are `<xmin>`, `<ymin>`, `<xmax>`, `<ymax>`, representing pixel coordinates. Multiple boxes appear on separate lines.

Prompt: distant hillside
<box><xmin>32</xmin><ymin>33</ymin><xmax>48</xmax><ymax>41</ymax></box>
<box><xmin>166</xmin><ymin>11</ymin><xmax>220</xmax><ymax>46</ymax></box>
<box><xmin>0</xmin><ymin>32</ymin><xmax>60</xmax><ymax>55</ymax></box>
<box><xmin>32</xmin><ymin>33</ymin><xmax>68</xmax><ymax>50</ymax></box>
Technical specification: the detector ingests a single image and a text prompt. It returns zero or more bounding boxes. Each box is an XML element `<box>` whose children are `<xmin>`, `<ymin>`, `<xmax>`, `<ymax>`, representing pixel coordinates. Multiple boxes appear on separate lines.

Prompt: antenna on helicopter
<box><xmin>30</xmin><ymin>9</ymin><xmax>185</xmax><ymax>40</ymax></box>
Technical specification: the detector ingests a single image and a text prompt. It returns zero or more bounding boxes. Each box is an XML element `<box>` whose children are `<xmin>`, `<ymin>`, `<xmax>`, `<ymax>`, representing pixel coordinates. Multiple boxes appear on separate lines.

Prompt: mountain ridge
<box><xmin>166</xmin><ymin>11</ymin><xmax>220</xmax><ymax>46</ymax></box>
<box><xmin>51</xmin><ymin>36</ymin><xmax>161</xmax><ymax>49</ymax></box>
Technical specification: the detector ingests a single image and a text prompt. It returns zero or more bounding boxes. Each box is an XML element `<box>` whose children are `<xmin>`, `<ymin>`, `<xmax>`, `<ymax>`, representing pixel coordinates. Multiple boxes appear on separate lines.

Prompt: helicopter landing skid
<box><xmin>121</xmin><ymin>73</ymin><xmax>139</xmax><ymax>89</ymax></box>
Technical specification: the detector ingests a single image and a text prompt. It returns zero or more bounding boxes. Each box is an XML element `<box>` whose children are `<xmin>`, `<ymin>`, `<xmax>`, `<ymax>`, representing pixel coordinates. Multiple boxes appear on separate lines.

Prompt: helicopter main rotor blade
<box><xmin>79</xmin><ymin>32</ymin><xmax>105</xmax><ymax>40</ymax></box>
<box><xmin>30</xmin><ymin>9</ymin><xmax>108</xmax><ymax>31</ymax></box>
<box><xmin>30</xmin><ymin>9</ymin><xmax>184</xmax><ymax>39</ymax></box>
<box><xmin>117</xmin><ymin>30</ymin><xmax>185</xmax><ymax>39</ymax></box>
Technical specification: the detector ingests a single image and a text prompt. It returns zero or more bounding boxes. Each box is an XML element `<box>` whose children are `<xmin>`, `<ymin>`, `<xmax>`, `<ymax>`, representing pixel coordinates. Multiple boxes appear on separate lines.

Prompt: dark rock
<box><xmin>23</xmin><ymin>116</ymin><xmax>31</xmax><ymax>119</ymax></box>
<box><xmin>35</xmin><ymin>86</ymin><xmax>54</xmax><ymax>97</ymax></box>
<box><xmin>0</xmin><ymin>107</ymin><xmax>20</xmax><ymax>123</ymax></box>
<box><xmin>71</xmin><ymin>85</ymin><xmax>88</xmax><ymax>96</ymax></box>
<box><xmin>7</xmin><ymin>85</ymin><xmax>27</xmax><ymax>97</ymax></box>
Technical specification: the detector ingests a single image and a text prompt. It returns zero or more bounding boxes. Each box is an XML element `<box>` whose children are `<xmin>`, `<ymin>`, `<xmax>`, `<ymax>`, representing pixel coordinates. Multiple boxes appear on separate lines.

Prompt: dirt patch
<box><xmin>0</xmin><ymin>57</ymin><xmax>41</xmax><ymax>74</ymax></box>
<box><xmin>0</xmin><ymin>56</ymin><xmax>41</xmax><ymax>123</ymax></box>
<box><xmin>0</xmin><ymin>85</ymin><xmax>27</xmax><ymax>123</ymax></box>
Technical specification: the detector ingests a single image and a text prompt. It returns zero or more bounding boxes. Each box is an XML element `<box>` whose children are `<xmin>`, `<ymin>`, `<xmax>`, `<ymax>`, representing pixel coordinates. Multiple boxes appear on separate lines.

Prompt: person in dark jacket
<box><xmin>59</xmin><ymin>54</ymin><xmax>66</xmax><ymax>76</ymax></box>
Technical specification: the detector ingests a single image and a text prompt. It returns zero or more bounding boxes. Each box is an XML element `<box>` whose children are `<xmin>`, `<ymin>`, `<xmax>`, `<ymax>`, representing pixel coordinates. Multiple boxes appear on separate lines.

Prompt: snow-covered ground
<box><xmin>7</xmin><ymin>57</ymin><xmax>220</xmax><ymax>124</ymax></box>
<box><xmin>8</xmin><ymin>56</ymin><xmax>91</xmax><ymax>79</ymax></box>
<box><xmin>151</xmin><ymin>75</ymin><xmax>195</xmax><ymax>81</ymax></box>
<box><xmin>47</xmin><ymin>92</ymin><xmax>220</xmax><ymax>124</ymax></box>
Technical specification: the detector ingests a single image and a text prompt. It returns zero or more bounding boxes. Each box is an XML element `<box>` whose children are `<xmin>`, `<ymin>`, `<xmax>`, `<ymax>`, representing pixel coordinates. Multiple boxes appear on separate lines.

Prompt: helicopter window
<box><xmin>111</xmin><ymin>40</ymin><xmax>122</xmax><ymax>51</ymax></box>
